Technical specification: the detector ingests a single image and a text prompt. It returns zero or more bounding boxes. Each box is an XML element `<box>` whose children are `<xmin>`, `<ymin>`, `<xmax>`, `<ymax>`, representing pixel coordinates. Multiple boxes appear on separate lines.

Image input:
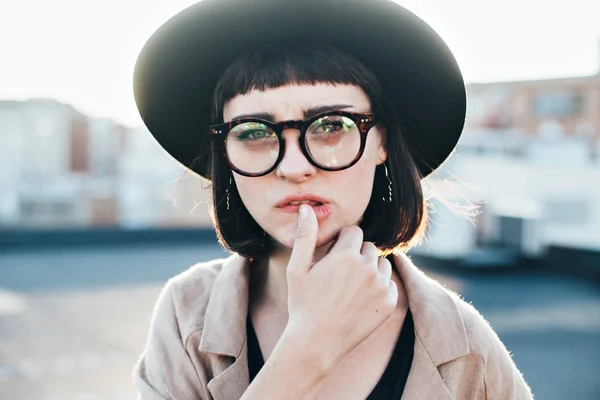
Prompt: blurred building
<box><xmin>421</xmin><ymin>44</ymin><xmax>600</xmax><ymax>263</ymax></box>
<box><xmin>0</xmin><ymin>99</ymin><xmax>212</xmax><ymax>230</ymax></box>
<box><xmin>461</xmin><ymin>41</ymin><xmax>600</xmax><ymax>162</ymax></box>
<box><xmin>466</xmin><ymin>75</ymin><xmax>600</xmax><ymax>137</ymax></box>
<box><xmin>0</xmin><ymin>99</ymin><xmax>85</xmax><ymax>228</ymax></box>
<box><xmin>118</xmin><ymin>127</ymin><xmax>212</xmax><ymax>229</ymax></box>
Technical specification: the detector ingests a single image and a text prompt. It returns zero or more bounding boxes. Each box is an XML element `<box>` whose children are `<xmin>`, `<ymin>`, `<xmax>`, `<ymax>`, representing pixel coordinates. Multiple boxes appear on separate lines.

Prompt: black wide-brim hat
<box><xmin>133</xmin><ymin>0</ymin><xmax>466</xmax><ymax>180</ymax></box>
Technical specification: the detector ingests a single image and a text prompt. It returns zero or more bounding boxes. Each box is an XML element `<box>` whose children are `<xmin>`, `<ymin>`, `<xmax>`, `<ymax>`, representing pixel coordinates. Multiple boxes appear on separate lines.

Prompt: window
<box><xmin>532</xmin><ymin>91</ymin><xmax>584</xmax><ymax>117</ymax></box>
<box><xmin>543</xmin><ymin>199</ymin><xmax>589</xmax><ymax>226</ymax></box>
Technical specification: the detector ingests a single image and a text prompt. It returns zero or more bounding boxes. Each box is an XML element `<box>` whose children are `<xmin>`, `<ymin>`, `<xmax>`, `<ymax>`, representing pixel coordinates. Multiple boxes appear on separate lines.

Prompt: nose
<box><xmin>275</xmin><ymin>129</ymin><xmax>317</xmax><ymax>182</ymax></box>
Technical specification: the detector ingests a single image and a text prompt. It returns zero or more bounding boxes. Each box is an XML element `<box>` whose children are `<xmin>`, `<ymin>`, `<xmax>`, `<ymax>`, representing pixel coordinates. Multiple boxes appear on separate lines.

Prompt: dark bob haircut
<box><xmin>208</xmin><ymin>41</ymin><xmax>427</xmax><ymax>259</ymax></box>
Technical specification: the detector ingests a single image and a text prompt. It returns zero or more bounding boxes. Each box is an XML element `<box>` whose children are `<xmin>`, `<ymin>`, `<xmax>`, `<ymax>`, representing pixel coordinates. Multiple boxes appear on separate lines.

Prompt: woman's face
<box><xmin>223</xmin><ymin>83</ymin><xmax>387</xmax><ymax>251</ymax></box>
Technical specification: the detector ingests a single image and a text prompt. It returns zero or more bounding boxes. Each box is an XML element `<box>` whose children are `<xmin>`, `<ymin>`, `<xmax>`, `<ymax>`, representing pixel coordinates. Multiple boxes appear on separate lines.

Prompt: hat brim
<box><xmin>133</xmin><ymin>0</ymin><xmax>466</xmax><ymax>180</ymax></box>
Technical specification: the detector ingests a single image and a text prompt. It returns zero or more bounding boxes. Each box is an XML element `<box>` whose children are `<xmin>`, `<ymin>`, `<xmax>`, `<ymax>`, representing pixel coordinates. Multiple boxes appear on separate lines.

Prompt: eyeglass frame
<box><xmin>209</xmin><ymin>110</ymin><xmax>377</xmax><ymax>177</ymax></box>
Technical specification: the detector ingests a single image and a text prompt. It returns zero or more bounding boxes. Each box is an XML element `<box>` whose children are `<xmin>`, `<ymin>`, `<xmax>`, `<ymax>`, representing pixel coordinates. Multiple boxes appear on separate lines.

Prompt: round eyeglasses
<box><xmin>210</xmin><ymin>111</ymin><xmax>376</xmax><ymax>177</ymax></box>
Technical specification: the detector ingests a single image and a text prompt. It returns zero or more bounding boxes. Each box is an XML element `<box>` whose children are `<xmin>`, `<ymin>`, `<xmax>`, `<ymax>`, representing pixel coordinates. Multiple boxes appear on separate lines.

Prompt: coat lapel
<box><xmin>198</xmin><ymin>254</ymin><xmax>251</xmax><ymax>400</ymax></box>
<box><xmin>393</xmin><ymin>252</ymin><xmax>470</xmax><ymax>399</ymax></box>
<box><xmin>401</xmin><ymin>336</ymin><xmax>454</xmax><ymax>400</ymax></box>
<box><xmin>206</xmin><ymin>342</ymin><xmax>249</xmax><ymax>400</ymax></box>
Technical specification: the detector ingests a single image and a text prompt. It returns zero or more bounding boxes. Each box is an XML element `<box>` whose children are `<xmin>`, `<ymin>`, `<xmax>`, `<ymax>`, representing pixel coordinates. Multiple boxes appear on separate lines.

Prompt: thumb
<box><xmin>288</xmin><ymin>204</ymin><xmax>318</xmax><ymax>273</ymax></box>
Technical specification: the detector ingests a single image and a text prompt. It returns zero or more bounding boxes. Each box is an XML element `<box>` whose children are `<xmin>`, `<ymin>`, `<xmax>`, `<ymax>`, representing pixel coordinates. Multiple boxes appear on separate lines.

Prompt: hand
<box><xmin>284</xmin><ymin>204</ymin><xmax>398</xmax><ymax>371</ymax></box>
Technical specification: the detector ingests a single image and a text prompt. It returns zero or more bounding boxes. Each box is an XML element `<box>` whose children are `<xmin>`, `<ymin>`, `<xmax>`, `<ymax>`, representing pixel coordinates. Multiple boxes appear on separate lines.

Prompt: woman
<box><xmin>132</xmin><ymin>0</ymin><xmax>533</xmax><ymax>399</ymax></box>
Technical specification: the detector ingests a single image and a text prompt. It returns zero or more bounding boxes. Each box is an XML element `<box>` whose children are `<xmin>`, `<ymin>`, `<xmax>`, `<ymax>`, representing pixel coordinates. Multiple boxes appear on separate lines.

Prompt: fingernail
<box><xmin>298</xmin><ymin>204</ymin><xmax>307</xmax><ymax>220</ymax></box>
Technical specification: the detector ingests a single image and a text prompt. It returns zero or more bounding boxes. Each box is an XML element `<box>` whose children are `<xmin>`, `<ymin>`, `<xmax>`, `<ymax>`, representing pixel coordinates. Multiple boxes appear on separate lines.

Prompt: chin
<box><xmin>270</xmin><ymin>225</ymin><xmax>338</xmax><ymax>251</ymax></box>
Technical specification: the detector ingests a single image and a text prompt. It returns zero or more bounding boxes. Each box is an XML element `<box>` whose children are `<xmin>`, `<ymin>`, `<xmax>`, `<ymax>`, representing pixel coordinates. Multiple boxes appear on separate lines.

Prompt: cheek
<box><xmin>335</xmin><ymin>134</ymin><xmax>384</xmax><ymax>220</ymax></box>
<box><xmin>335</xmin><ymin>162</ymin><xmax>377</xmax><ymax>221</ymax></box>
<box><xmin>234</xmin><ymin>177</ymin><xmax>268</xmax><ymax>221</ymax></box>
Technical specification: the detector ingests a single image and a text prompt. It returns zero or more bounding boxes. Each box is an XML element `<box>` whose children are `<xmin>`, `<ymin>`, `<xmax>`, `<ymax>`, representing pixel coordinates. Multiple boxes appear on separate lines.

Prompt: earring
<box><xmin>382</xmin><ymin>163</ymin><xmax>393</xmax><ymax>203</ymax></box>
<box><xmin>225</xmin><ymin>176</ymin><xmax>232</xmax><ymax>210</ymax></box>
<box><xmin>261</xmin><ymin>230</ymin><xmax>267</xmax><ymax>247</ymax></box>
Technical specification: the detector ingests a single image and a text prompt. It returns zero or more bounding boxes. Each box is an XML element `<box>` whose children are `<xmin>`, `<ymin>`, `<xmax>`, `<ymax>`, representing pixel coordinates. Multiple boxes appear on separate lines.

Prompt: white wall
<box><xmin>445</xmin><ymin>152</ymin><xmax>600</xmax><ymax>251</ymax></box>
<box><xmin>19</xmin><ymin>100</ymin><xmax>73</xmax><ymax>180</ymax></box>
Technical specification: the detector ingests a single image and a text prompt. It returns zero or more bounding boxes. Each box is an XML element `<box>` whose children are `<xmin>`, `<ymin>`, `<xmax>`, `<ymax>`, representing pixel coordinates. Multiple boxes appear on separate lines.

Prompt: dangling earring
<box><xmin>382</xmin><ymin>163</ymin><xmax>393</xmax><ymax>203</ymax></box>
<box><xmin>261</xmin><ymin>230</ymin><xmax>267</xmax><ymax>247</ymax></box>
<box><xmin>225</xmin><ymin>176</ymin><xmax>232</xmax><ymax>210</ymax></box>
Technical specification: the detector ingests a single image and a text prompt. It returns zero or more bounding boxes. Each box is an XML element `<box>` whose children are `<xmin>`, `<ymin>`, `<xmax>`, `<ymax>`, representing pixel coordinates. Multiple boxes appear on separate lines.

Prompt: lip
<box><xmin>275</xmin><ymin>193</ymin><xmax>333</xmax><ymax>221</ymax></box>
<box><xmin>275</xmin><ymin>193</ymin><xmax>330</xmax><ymax>208</ymax></box>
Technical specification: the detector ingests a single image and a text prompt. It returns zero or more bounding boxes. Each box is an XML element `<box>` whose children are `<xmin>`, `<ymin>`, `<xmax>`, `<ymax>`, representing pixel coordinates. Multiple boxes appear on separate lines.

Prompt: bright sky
<box><xmin>0</xmin><ymin>0</ymin><xmax>598</xmax><ymax>127</ymax></box>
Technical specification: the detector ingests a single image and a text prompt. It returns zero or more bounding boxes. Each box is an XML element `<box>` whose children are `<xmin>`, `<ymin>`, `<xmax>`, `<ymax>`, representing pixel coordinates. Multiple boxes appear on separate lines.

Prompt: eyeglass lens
<box><xmin>225</xmin><ymin>114</ymin><xmax>361</xmax><ymax>174</ymax></box>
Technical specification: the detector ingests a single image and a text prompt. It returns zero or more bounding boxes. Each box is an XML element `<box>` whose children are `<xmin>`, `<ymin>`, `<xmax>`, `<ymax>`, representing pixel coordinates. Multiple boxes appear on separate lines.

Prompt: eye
<box><xmin>230</xmin><ymin>122</ymin><xmax>276</xmax><ymax>141</ymax></box>
<box><xmin>238</xmin><ymin>129</ymin><xmax>273</xmax><ymax>140</ymax></box>
<box><xmin>312</xmin><ymin>119</ymin><xmax>353</xmax><ymax>136</ymax></box>
<box><xmin>321</xmin><ymin>122</ymin><xmax>346</xmax><ymax>133</ymax></box>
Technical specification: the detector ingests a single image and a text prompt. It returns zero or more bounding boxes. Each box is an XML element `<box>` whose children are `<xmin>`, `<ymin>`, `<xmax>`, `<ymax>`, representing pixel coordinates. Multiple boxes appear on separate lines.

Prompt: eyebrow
<box><xmin>230</xmin><ymin>104</ymin><xmax>355</xmax><ymax>122</ymax></box>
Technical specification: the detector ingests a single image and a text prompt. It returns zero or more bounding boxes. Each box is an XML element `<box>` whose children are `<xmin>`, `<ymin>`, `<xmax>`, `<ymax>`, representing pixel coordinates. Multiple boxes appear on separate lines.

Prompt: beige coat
<box><xmin>133</xmin><ymin>252</ymin><xmax>534</xmax><ymax>399</ymax></box>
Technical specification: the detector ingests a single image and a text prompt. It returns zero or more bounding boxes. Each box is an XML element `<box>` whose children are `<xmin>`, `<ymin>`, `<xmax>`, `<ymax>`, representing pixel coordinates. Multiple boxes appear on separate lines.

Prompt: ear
<box><xmin>376</xmin><ymin>126</ymin><xmax>388</xmax><ymax>165</ymax></box>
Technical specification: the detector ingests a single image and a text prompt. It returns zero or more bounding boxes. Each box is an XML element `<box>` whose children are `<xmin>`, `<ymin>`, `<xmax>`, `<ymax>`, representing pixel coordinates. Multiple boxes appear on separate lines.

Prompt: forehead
<box><xmin>223</xmin><ymin>83</ymin><xmax>370</xmax><ymax>121</ymax></box>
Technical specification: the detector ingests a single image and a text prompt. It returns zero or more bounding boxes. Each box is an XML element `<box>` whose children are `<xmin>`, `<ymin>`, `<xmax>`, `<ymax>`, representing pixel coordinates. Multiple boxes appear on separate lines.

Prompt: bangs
<box><xmin>210</xmin><ymin>41</ymin><xmax>383</xmax><ymax>123</ymax></box>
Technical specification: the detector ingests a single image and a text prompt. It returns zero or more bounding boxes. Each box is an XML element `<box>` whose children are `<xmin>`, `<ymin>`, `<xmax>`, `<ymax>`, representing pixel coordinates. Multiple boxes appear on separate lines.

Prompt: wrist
<box><xmin>277</xmin><ymin>323</ymin><xmax>336</xmax><ymax>381</ymax></box>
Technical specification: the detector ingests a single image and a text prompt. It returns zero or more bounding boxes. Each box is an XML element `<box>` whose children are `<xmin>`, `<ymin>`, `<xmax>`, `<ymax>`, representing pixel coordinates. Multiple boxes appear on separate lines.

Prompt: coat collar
<box><xmin>394</xmin><ymin>252</ymin><xmax>469</xmax><ymax>400</ymax></box>
<box><xmin>199</xmin><ymin>251</ymin><xmax>470</xmax><ymax>400</ymax></box>
<box><xmin>393</xmin><ymin>252</ymin><xmax>470</xmax><ymax>366</ymax></box>
<box><xmin>199</xmin><ymin>253</ymin><xmax>249</xmax><ymax>358</ymax></box>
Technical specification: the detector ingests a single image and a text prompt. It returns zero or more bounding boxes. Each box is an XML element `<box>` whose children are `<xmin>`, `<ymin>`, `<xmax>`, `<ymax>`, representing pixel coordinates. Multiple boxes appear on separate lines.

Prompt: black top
<box><xmin>247</xmin><ymin>309</ymin><xmax>415</xmax><ymax>399</ymax></box>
